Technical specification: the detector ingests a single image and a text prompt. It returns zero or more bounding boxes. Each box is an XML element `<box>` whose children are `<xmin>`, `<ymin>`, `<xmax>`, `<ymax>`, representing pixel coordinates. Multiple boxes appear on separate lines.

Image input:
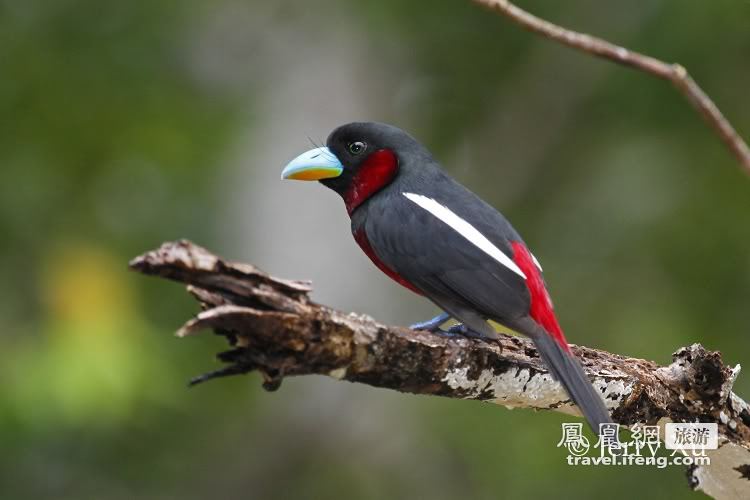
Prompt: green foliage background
<box><xmin>1</xmin><ymin>0</ymin><xmax>749</xmax><ymax>498</ymax></box>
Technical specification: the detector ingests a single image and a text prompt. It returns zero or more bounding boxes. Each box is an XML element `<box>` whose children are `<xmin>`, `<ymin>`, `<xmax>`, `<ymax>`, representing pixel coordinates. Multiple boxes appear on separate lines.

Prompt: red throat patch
<box><xmin>344</xmin><ymin>149</ymin><xmax>398</xmax><ymax>215</ymax></box>
<box><xmin>511</xmin><ymin>242</ymin><xmax>571</xmax><ymax>353</ymax></box>
<box><xmin>353</xmin><ymin>229</ymin><xmax>423</xmax><ymax>295</ymax></box>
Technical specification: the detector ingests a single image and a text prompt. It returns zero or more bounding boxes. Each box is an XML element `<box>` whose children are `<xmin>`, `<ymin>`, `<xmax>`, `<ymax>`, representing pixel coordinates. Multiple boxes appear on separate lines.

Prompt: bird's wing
<box><xmin>357</xmin><ymin>175</ymin><xmax>613</xmax><ymax>433</ymax></box>
<box><xmin>361</xmin><ymin>189</ymin><xmax>531</xmax><ymax>324</ymax></box>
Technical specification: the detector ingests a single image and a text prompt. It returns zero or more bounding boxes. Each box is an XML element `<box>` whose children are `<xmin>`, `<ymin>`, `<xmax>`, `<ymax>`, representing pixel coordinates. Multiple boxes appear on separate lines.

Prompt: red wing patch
<box><xmin>353</xmin><ymin>229</ymin><xmax>423</xmax><ymax>295</ymax></box>
<box><xmin>511</xmin><ymin>242</ymin><xmax>571</xmax><ymax>353</ymax></box>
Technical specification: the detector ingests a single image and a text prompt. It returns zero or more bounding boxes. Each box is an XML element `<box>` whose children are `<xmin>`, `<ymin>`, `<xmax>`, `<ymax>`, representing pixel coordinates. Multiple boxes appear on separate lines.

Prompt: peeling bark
<box><xmin>130</xmin><ymin>240</ymin><xmax>750</xmax><ymax>499</ymax></box>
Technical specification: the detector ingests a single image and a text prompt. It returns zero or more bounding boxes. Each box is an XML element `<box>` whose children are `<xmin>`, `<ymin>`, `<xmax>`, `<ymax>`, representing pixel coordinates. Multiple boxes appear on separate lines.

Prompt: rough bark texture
<box><xmin>131</xmin><ymin>240</ymin><xmax>750</xmax><ymax>499</ymax></box>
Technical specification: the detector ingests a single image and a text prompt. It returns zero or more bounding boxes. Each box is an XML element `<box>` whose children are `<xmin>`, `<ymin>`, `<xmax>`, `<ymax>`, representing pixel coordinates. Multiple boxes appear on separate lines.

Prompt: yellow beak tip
<box><xmin>284</xmin><ymin>168</ymin><xmax>341</xmax><ymax>181</ymax></box>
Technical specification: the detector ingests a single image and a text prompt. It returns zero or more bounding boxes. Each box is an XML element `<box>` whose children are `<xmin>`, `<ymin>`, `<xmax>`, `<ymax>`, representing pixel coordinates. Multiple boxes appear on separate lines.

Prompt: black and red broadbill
<box><xmin>281</xmin><ymin>122</ymin><xmax>612</xmax><ymax>432</ymax></box>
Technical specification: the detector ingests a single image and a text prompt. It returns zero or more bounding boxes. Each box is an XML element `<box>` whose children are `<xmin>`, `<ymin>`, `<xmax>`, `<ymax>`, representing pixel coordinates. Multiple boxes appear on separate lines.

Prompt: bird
<box><xmin>281</xmin><ymin>121</ymin><xmax>612</xmax><ymax>433</ymax></box>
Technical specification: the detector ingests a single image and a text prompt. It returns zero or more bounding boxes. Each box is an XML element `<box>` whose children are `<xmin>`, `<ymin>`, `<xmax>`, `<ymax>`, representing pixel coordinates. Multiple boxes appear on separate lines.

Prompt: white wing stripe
<box><xmin>402</xmin><ymin>192</ymin><xmax>527</xmax><ymax>280</ymax></box>
<box><xmin>531</xmin><ymin>253</ymin><xmax>543</xmax><ymax>272</ymax></box>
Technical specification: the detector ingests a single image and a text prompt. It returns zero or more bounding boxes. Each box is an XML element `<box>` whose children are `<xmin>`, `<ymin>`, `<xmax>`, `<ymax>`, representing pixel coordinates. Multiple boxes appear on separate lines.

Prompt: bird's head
<box><xmin>281</xmin><ymin>122</ymin><xmax>425</xmax><ymax>214</ymax></box>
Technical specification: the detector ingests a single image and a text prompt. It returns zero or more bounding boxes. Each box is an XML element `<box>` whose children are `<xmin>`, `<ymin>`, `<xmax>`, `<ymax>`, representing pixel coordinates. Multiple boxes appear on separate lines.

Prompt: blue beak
<box><xmin>281</xmin><ymin>147</ymin><xmax>344</xmax><ymax>181</ymax></box>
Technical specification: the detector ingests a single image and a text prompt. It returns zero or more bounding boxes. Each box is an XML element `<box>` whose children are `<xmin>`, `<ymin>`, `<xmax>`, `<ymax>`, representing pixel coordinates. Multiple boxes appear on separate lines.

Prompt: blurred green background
<box><xmin>2</xmin><ymin>0</ymin><xmax>749</xmax><ymax>498</ymax></box>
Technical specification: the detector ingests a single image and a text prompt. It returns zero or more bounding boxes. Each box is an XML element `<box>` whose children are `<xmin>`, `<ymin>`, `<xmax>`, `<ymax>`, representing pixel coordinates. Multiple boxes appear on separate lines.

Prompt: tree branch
<box><xmin>472</xmin><ymin>0</ymin><xmax>750</xmax><ymax>175</ymax></box>
<box><xmin>131</xmin><ymin>240</ymin><xmax>750</xmax><ymax>498</ymax></box>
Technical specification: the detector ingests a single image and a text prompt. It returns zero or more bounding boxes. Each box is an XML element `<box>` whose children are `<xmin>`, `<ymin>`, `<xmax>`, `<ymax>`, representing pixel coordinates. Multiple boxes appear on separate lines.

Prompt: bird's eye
<box><xmin>348</xmin><ymin>141</ymin><xmax>366</xmax><ymax>155</ymax></box>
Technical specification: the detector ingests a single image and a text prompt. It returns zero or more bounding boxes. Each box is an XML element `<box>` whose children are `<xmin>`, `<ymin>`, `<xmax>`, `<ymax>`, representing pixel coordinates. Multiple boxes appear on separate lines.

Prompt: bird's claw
<box><xmin>447</xmin><ymin>323</ymin><xmax>499</xmax><ymax>345</ymax></box>
<box><xmin>430</xmin><ymin>328</ymin><xmax>462</xmax><ymax>338</ymax></box>
<box><xmin>410</xmin><ymin>314</ymin><xmax>499</xmax><ymax>346</ymax></box>
<box><xmin>446</xmin><ymin>323</ymin><xmax>480</xmax><ymax>337</ymax></box>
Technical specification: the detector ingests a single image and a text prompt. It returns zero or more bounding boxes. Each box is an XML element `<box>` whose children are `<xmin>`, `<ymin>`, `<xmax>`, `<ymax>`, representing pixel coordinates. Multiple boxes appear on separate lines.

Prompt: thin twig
<box><xmin>473</xmin><ymin>0</ymin><xmax>750</xmax><ymax>174</ymax></box>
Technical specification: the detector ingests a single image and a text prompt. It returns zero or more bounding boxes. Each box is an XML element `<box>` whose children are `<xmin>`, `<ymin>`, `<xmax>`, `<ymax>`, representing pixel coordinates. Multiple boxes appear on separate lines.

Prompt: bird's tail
<box><xmin>518</xmin><ymin>319</ymin><xmax>613</xmax><ymax>434</ymax></box>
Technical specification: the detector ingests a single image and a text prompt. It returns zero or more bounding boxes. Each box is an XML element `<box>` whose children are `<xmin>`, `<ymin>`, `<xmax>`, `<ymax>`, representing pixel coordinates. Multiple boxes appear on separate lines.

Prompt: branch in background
<box><xmin>131</xmin><ymin>240</ymin><xmax>750</xmax><ymax>499</ymax></box>
<box><xmin>472</xmin><ymin>0</ymin><xmax>750</xmax><ymax>174</ymax></box>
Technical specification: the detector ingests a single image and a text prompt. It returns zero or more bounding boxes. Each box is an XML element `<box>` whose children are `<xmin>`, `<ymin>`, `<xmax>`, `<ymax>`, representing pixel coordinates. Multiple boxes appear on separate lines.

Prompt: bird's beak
<box><xmin>281</xmin><ymin>147</ymin><xmax>343</xmax><ymax>181</ymax></box>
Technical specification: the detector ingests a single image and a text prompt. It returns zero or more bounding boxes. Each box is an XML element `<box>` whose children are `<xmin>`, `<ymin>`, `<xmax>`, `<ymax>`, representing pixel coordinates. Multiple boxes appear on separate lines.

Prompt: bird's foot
<box><xmin>447</xmin><ymin>323</ymin><xmax>500</xmax><ymax>345</ymax></box>
<box><xmin>446</xmin><ymin>323</ymin><xmax>482</xmax><ymax>338</ymax></box>
<box><xmin>410</xmin><ymin>312</ymin><xmax>451</xmax><ymax>332</ymax></box>
<box><xmin>429</xmin><ymin>328</ymin><xmax>463</xmax><ymax>338</ymax></box>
